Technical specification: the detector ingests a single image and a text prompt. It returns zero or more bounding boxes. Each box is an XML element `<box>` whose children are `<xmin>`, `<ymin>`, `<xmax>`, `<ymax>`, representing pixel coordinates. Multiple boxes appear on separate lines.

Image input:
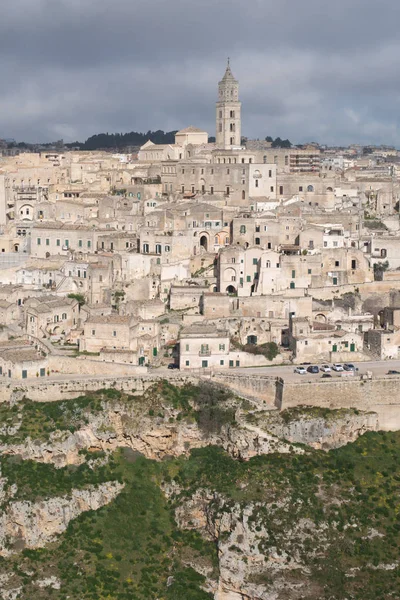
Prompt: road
<box><xmin>230</xmin><ymin>359</ymin><xmax>400</xmax><ymax>382</ymax></box>
<box><xmin>6</xmin><ymin>359</ymin><xmax>400</xmax><ymax>386</ymax></box>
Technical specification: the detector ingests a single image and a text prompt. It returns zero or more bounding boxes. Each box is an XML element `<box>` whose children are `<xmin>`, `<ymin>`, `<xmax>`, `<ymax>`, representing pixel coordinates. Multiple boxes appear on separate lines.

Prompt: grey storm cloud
<box><xmin>1</xmin><ymin>0</ymin><xmax>400</xmax><ymax>145</ymax></box>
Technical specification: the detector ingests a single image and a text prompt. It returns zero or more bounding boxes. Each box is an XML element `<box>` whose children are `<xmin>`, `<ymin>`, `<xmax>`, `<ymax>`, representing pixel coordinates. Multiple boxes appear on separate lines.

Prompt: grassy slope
<box><xmin>0</xmin><ymin>385</ymin><xmax>399</xmax><ymax>598</ymax></box>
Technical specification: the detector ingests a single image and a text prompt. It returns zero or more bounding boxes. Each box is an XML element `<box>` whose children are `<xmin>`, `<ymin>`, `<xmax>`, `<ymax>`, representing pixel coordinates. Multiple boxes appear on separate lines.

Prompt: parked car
<box><xmin>307</xmin><ymin>365</ymin><xmax>319</xmax><ymax>374</ymax></box>
<box><xmin>168</xmin><ymin>363</ymin><xmax>179</xmax><ymax>370</ymax></box>
<box><xmin>387</xmin><ymin>369</ymin><xmax>400</xmax><ymax>375</ymax></box>
<box><xmin>294</xmin><ymin>366</ymin><xmax>307</xmax><ymax>374</ymax></box>
<box><xmin>332</xmin><ymin>364</ymin><xmax>344</xmax><ymax>372</ymax></box>
<box><xmin>320</xmin><ymin>365</ymin><xmax>331</xmax><ymax>372</ymax></box>
<box><xmin>343</xmin><ymin>363</ymin><xmax>356</xmax><ymax>371</ymax></box>
<box><xmin>321</xmin><ymin>373</ymin><xmax>332</xmax><ymax>378</ymax></box>
<box><xmin>300</xmin><ymin>362</ymin><xmax>311</xmax><ymax>366</ymax></box>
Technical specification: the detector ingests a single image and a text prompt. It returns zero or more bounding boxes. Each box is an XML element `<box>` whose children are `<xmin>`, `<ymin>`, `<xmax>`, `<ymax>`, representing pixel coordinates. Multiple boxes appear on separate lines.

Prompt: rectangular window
<box><xmin>56</xmin><ymin>239</ymin><xmax>60</xmax><ymax>246</ymax></box>
<box><xmin>292</xmin><ymin>270</ymin><xmax>296</xmax><ymax>278</ymax></box>
<box><xmin>64</xmin><ymin>240</ymin><xmax>69</xmax><ymax>248</ymax></box>
<box><xmin>220</xmin><ymin>360</ymin><xmax>224</xmax><ymax>366</ymax></box>
<box><xmin>202</xmin><ymin>360</ymin><xmax>208</xmax><ymax>368</ymax></box>
<box><xmin>45</xmin><ymin>239</ymin><xmax>49</xmax><ymax>246</ymax></box>
<box><xmin>308</xmin><ymin>269</ymin><xmax>312</xmax><ymax>274</ymax></box>
<box><xmin>37</xmin><ymin>238</ymin><xmax>41</xmax><ymax>245</ymax></box>
<box><xmin>279</xmin><ymin>186</ymin><xmax>284</xmax><ymax>195</ymax></box>
<box><xmin>270</xmin><ymin>186</ymin><xmax>274</xmax><ymax>192</ymax></box>
<box><xmin>92</xmin><ymin>329</ymin><xmax>95</xmax><ymax>335</ymax></box>
<box><xmin>229</xmin><ymin>360</ymin><xmax>234</xmax><ymax>367</ymax></box>
<box><xmin>269</xmin><ymin>170</ymin><xmax>272</xmax><ymax>177</ymax></box>
<box><xmin>22</xmin><ymin>370</ymin><xmax>27</xmax><ymax>379</ymax></box>
<box><xmin>185</xmin><ymin>360</ymin><xmax>190</xmax><ymax>366</ymax></box>
<box><xmin>185</xmin><ymin>344</ymin><xmax>189</xmax><ymax>351</ymax></box>
<box><xmin>246</xmin><ymin>275</ymin><xmax>251</xmax><ymax>282</ymax></box>
<box><xmin>87</xmin><ymin>240</ymin><xmax>91</xmax><ymax>248</ymax></box>
<box><xmin>219</xmin><ymin>344</ymin><xmax>225</xmax><ymax>350</ymax></box>
<box><xmin>40</xmin><ymin>368</ymin><xmax>45</xmax><ymax>377</ymax></box>
<box><xmin>78</xmin><ymin>239</ymin><xmax>83</xmax><ymax>248</ymax></box>
<box><xmin>113</xmin><ymin>331</ymin><xmax>117</xmax><ymax>337</ymax></box>
<box><xmin>253</xmin><ymin>258</ymin><xmax>258</xmax><ymax>265</ymax></box>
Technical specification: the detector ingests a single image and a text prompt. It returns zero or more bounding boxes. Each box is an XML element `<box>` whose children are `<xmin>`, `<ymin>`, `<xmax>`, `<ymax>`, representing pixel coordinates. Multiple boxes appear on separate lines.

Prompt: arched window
<box><xmin>143</xmin><ymin>243</ymin><xmax>149</xmax><ymax>253</ymax></box>
<box><xmin>62</xmin><ymin>313</ymin><xmax>67</xmax><ymax>320</ymax></box>
<box><xmin>215</xmin><ymin>236</ymin><xmax>219</xmax><ymax>244</ymax></box>
<box><xmin>155</xmin><ymin>244</ymin><xmax>162</xmax><ymax>254</ymax></box>
<box><xmin>263</xmin><ymin>155</ymin><xmax>267</xmax><ymax>163</ymax></box>
<box><xmin>307</xmin><ymin>185</ymin><xmax>314</xmax><ymax>192</ymax></box>
<box><xmin>266</xmin><ymin>260</ymin><xmax>271</xmax><ymax>268</ymax></box>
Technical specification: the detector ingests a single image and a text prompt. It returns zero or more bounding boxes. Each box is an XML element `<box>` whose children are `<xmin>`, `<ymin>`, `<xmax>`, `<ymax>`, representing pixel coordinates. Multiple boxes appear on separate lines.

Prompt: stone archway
<box><xmin>200</xmin><ymin>235</ymin><xmax>208</xmax><ymax>251</ymax></box>
<box><xmin>315</xmin><ymin>313</ymin><xmax>327</xmax><ymax>323</ymax></box>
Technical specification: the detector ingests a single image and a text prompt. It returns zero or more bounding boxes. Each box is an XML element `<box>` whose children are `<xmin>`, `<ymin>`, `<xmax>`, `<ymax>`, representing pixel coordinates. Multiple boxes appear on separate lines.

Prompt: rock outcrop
<box><xmin>0</xmin><ymin>397</ymin><xmax>378</xmax><ymax>468</ymax></box>
<box><xmin>0</xmin><ymin>481</ymin><xmax>124</xmax><ymax>556</ymax></box>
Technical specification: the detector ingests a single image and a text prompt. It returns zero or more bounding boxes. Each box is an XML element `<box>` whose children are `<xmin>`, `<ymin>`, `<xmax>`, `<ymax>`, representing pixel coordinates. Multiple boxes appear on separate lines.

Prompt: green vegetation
<box><xmin>279</xmin><ymin>405</ymin><xmax>362</xmax><ymax>423</ymax></box>
<box><xmin>143</xmin><ymin>380</ymin><xmax>236</xmax><ymax>436</ymax></box>
<box><xmin>65</xmin><ymin>129</ymin><xmax>178</xmax><ymax>151</ymax></box>
<box><xmin>166</xmin><ymin>434</ymin><xmax>400</xmax><ymax>599</ymax></box>
<box><xmin>2</xmin><ymin>384</ymin><xmax>400</xmax><ymax>599</ymax></box>
<box><xmin>232</xmin><ymin>338</ymin><xmax>280</xmax><ymax>361</ymax></box>
<box><xmin>265</xmin><ymin>136</ymin><xmax>292</xmax><ymax>148</ymax></box>
<box><xmin>0</xmin><ymin>392</ymin><xmax>106</xmax><ymax>444</ymax></box>
<box><xmin>363</xmin><ymin>220</ymin><xmax>388</xmax><ymax>230</ymax></box>
<box><xmin>67</xmin><ymin>292</ymin><xmax>86</xmax><ymax>306</ymax></box>
<box><xmin>0</xmin><ymin>449</ymin><xmax>214</xmax><ymax>600</ymax></box>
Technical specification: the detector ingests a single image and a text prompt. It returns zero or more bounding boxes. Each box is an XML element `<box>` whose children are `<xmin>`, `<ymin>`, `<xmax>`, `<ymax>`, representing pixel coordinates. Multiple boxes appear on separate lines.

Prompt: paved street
<box><xmin>6</xmin><ymin>359</ymin><xmax>400</xmax><ymax>387</ymax></box>
<box><xmin>227</xmin><ymin>359</ymin><xmax>400</xmax><ymax>382</ymax></box>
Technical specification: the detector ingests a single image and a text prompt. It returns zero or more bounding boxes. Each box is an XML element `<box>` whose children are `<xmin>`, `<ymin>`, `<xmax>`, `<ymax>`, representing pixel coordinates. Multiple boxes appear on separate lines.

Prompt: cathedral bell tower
<box><xmin>216</xmin><ymin>59</ymin><xmax>242</xmax><ymax>149</ymax></box>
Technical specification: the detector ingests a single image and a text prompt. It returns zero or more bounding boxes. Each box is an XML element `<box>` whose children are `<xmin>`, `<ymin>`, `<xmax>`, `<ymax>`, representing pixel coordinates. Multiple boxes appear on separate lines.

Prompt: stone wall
<box><xmin>0</xmin><ymin>374</ymin><xmax>197</xmax><ymax>403</ymax></box>
<box><xmin>211</xmin><ymin>373</ymin><xmax>278</xmax><ymax>406</ymax></box>
<box><xmin>277</xmin><ymin>376</ymin><xmax>400</xmax><ymax>430</ymax></box>
<box><xmin>47</xmin><ymin>355</ymin><xmax>144</xmax><ymax>376</ymax></box>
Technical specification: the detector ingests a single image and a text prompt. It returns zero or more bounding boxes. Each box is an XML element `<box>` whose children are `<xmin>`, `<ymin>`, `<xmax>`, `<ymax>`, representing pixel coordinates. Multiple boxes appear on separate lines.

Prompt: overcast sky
<box><xmin>1</xmin><ymin>0</ymin><xmax>400</xmax><ymax>146</ymax></box>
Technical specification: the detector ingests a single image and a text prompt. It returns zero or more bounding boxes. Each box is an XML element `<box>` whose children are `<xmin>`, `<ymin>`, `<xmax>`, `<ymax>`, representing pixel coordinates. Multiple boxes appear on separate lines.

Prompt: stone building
<box><xmin>216</xmin><ymin>60</ymin><xmax>241</xmax><ymax>149</ymax></box>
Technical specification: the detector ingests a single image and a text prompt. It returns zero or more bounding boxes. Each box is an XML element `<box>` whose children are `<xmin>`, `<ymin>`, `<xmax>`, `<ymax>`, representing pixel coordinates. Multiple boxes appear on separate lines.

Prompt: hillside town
<box><xmin>1</xmin><ymin>61</ymin><xmax>400</xmax><ymax>380</ymax></box>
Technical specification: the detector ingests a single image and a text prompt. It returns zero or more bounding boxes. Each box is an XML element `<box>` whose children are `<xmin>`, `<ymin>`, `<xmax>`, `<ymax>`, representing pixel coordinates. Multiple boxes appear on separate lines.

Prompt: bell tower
<box><xmin>216</xmin><ymin>59</ymin><xmax>241</xmax><ymax>149</ymax></box>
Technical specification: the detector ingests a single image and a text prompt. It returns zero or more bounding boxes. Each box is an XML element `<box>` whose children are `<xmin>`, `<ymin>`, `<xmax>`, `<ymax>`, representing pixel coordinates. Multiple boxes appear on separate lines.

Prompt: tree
<box><xmin>68</xmin><ymin>293</ymin><xmax>85</xmax><ymax>307</ymax></box>
<box><xmin>271</xmin><ymin>137</ymin><xmax>292</xmax><ymax>148</ymax></box>
<box><xmin>373</xmin><ymin>261</ymin><xmax>389</xmax><ymax>281</ymax></box>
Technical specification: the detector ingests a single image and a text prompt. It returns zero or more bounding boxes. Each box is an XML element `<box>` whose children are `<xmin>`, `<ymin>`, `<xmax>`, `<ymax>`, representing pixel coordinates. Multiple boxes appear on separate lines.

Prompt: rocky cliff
<box><xmin>0</xmin><ymin>480</ymin><xmax>123</xmax><ymax>556</ymax></box>
<box><xmin>0</xmin><ymin>382</ymin><xmax>392</xmax><ymax>600</ymax></box>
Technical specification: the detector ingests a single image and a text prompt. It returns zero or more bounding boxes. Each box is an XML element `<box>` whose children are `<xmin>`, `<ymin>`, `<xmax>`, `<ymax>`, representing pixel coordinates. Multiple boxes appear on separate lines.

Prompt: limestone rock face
<box><xmin>0</xmin><ymin>481</ymin><xmax>124</xmax><ymax>556</ymax></box>
<box><xmin>176</xmin><ymin>490</ymin><xmax>329</xmax><ymax>600</ymax></box>
<box><xmin>0</xmin><ymin>401</ymin><xmax>376</xmax><ymax>469</ymax></box>
<box><xmin>262</xmin><ymin>409</ymin><xmax>379</xmax><ymax>449</ymax></box>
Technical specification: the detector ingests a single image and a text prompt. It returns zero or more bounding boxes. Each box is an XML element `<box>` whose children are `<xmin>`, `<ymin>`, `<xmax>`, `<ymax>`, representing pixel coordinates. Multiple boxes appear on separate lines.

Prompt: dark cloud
<box><xmin>1</xmin><ymin>0</ymin><xmax>400</xmax><ymax>145</ymax></box>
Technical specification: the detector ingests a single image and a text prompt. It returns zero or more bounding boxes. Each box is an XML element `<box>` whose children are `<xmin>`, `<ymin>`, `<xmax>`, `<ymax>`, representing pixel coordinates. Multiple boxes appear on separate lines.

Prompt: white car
<box><xmin>294</xmin><ymin>366</ymin><xmax>307</xmax><ymax>374</ymax></box>
<box><xmin>320</xmin><ymin>365</ymin><xmax>331</xmax><ymax>372</ymax></box>
<box><xmin>332</xmin><ymin>364</ymin><xmax>344</xmax><ymax>372</ymax></box>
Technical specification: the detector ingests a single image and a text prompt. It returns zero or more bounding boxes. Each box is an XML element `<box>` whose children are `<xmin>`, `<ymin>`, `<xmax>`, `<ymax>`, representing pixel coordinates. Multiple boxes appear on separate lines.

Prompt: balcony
<box><xmin>198</xmin><ymin>350</ymin><xmax>211</xmax><ymax>357</ymax></box>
